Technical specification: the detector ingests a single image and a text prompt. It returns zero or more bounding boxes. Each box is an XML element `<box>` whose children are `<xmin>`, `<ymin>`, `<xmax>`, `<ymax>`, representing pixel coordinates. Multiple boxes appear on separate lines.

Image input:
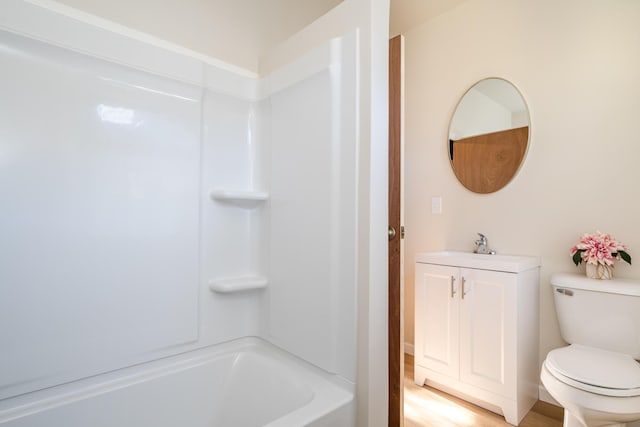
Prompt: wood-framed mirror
<box><xmin>448</xmin><ymin>78</ymin><xmax>530</xmax><ymax>194</ymax></box>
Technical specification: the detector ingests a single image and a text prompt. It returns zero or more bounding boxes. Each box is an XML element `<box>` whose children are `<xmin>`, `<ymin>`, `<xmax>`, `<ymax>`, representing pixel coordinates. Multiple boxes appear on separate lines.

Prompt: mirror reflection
<box><xmin>448</xmin><ymin>78</ymin><xmax>530</xmax><ymax>194</ymax></box>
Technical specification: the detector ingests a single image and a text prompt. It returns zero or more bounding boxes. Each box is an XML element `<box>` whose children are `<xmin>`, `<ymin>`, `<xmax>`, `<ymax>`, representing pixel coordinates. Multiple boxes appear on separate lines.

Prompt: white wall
<box><xmin>404</xmin><ymin>0</ymin><xmax>640</xmax><ymax>374</ymax></box>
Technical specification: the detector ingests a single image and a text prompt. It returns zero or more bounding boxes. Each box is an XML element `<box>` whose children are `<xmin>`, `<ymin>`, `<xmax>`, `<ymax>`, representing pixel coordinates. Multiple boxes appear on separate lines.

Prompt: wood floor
<box><xmin>404</xmin><ymin>354</ymin><xmax>564</xmax><ymax>427</ymax></box>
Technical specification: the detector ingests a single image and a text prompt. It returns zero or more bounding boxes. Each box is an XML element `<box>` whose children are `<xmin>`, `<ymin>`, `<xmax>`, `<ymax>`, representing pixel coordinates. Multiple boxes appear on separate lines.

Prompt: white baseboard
<box><xmin>404</xmin><ymin>342</ymin><xmax>414</xmax><ymax>356</ymax></box>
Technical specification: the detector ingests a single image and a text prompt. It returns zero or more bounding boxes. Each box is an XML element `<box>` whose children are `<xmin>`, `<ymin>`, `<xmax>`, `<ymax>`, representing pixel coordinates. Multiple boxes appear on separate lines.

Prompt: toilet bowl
<box><xmin>542</xmin><ymin>273</ymin><xmax>640</xmax><ymax>427</ymax></box>
<box><xmin>541</xmin><ymin>345</ymin><xmax>640</xmax><ymax>427</ymax></box>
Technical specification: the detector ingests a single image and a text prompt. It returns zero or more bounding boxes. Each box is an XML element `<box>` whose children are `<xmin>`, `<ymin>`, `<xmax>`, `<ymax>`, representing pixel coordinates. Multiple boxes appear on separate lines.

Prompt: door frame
<box><xmin>388</xmin><ymin>34</ymin><xmax>404</xmax><ymax>427</ymax></box>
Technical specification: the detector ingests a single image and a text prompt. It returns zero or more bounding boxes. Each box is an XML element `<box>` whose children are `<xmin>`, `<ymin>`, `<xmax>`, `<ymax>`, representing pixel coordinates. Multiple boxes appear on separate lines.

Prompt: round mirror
<box><xmin>448</xmin><ymin>78</ymin><xmax>530</xmax><ymax>194</ymax></box>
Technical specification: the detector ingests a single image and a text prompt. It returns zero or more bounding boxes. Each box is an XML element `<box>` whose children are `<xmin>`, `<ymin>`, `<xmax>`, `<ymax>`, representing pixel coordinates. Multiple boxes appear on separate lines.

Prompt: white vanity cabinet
<box><xmin>414</xmin><ymin>252</ymin><xmax>540</xmax><ymax>426</ymax></box>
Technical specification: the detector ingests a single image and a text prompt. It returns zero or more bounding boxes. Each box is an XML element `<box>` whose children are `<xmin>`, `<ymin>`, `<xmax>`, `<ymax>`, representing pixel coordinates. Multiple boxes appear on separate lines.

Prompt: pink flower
<box><xmin>571</xmin><ymin>231</ymin><xmax>632</xmax><ymax>266</ymax></box>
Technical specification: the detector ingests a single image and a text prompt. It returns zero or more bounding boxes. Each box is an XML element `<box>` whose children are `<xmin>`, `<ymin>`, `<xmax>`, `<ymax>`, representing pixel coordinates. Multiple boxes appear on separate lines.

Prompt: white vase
<box><xmin>586</xmin><ymin>263</ymin><xmax>613</xmax><ymax>280</ymax></box>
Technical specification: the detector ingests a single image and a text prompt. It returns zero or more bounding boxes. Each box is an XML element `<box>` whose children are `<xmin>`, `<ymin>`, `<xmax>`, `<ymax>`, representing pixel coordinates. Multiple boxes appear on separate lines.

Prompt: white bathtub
<box><xmin>0</xmin><ymin>338</ymin><xmax>354</xmax><ymax>427</ymax></box>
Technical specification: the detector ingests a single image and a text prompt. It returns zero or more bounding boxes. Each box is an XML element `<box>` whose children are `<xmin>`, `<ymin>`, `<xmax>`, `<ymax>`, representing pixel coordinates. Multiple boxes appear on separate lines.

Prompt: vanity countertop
<box><xmin>415</xmin><ymin>251</ymin><xmax>540</xmax><ymax>273</ymax></box>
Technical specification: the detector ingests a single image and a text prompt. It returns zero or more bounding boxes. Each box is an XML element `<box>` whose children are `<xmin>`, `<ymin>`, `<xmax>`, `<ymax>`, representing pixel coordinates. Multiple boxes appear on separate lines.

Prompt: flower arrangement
<box><xmin>571</xmin><ymin>231</ymin><xmax>631</xmax><ymax>273</ymax></box>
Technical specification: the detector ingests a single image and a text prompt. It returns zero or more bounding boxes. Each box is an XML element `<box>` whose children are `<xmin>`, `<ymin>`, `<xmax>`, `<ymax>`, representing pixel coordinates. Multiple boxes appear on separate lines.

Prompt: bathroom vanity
<box><xmin>414</xmin><ymin>252</ymin><xmax>540</xmax><ymax>426</ymax></box>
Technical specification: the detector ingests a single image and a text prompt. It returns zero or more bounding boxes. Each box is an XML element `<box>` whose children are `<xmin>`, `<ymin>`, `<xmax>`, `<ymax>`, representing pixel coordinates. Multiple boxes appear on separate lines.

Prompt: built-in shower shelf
<box><xmin>209</xmin><ymin>276</ymin><xmax>268</xmax><ymax>293</ymax></box>
<box><xmin>210</xmin><ymin>190</ymin><xmax>268</xmax><ymax>206</ymax></box>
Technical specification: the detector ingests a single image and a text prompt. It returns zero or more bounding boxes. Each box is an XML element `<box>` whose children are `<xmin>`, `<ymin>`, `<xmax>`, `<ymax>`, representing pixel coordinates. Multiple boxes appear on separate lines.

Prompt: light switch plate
<box><xmin>431</xmin><ymin>196</ymin><xmax>442</xmax><ymax>214</ymax></box>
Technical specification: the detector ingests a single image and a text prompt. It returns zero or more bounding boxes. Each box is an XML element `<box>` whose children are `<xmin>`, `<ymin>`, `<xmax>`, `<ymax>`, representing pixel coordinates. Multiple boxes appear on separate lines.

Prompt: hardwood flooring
<box><xmin>404</xmin><ymin>354</ymin><xmax>564</xmax><ymax>427</ymax></box>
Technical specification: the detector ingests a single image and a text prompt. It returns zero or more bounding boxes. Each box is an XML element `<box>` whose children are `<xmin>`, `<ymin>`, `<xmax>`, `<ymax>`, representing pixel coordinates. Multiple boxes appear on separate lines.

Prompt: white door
<box><xmin>459</xmin><ymin>268</ymin><xmax>517</xmax><ymax>396</ymax></box>
<box><xmin>415</xmin><ymin>263</ymin><xmax>460</xmax><ymax>380</ymax></box>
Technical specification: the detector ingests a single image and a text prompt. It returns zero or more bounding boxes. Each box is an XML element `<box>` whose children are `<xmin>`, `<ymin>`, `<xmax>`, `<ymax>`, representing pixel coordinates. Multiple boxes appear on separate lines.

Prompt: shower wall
<box><xmin>264</xmin><ymin>33</ymin><xmax>358</xmax><ymax>382</ymax></box>
<box><xmin>0</xmin><ymin>0</ymin><xmax>358</xmax><ymax>403</ymax></box>
<box><xmin>0</xmin><ymin>30</ymin><xmax>203</xmax><ymax>399</ymax></box>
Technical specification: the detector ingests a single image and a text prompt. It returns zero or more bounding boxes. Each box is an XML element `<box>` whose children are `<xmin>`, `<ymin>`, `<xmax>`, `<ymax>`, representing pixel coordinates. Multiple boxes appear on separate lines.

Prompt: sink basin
<box><xmin>415</xmin><ymin>251</ymin><xmax>540</xmax><ymax>273</ymax></box>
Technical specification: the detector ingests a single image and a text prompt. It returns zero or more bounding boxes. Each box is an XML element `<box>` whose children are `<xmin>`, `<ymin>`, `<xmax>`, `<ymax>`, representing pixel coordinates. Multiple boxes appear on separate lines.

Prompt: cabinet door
<box><xmin>415</xmin><ymin>263</ymin><xmax>459</xmax><ymax>378</ymax></box>
<box><xmin>459</xmin><ymin>268</ymin><xmax>516</xmax><ymax>396</ymax></box>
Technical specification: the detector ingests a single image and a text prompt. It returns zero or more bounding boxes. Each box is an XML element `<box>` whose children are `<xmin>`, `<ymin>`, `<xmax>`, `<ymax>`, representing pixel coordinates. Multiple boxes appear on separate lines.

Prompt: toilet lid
<box><xmin>546</xmin><ymin>345</ymin><xmax>640</xmax><ymax>397</ymax></box>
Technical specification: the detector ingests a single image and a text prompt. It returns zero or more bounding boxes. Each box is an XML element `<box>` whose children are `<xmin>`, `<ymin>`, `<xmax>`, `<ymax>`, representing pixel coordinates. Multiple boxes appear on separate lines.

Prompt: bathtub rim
<box><xmin>0</xmin><ymin>336</ymin><xmax>354</xmax><ymax>425</ymax></box>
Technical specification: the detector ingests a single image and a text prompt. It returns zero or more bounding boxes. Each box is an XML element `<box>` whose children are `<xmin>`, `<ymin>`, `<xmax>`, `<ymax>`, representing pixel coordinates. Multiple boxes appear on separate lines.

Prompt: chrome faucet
<box><xmin>474</xmin><ymin>233</ymin><xmax>495</xmax><ymax>254</ymax></box>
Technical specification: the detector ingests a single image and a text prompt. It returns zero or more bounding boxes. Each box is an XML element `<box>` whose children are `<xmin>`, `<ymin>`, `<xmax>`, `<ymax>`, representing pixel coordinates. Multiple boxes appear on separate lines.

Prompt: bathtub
<box><xmin>0</xmin><ymin>337</ymin><xmax>354</xmax><ymax>427</ymax></box>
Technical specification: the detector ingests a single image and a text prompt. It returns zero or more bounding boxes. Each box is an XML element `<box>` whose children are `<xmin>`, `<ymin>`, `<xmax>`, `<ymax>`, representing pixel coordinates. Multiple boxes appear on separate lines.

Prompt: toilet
<box><xmin>541</xmin><ymin>273</ymin><xmax>640</xmax><ymax>427</ymax></box>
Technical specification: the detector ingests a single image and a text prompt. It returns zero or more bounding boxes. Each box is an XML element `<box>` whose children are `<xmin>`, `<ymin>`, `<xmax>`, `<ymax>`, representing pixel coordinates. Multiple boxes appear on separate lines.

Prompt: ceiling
<box><xmin>390</xmin><ymin>0</ymin><xmax>468</xmax><ymax>36</ymax></box>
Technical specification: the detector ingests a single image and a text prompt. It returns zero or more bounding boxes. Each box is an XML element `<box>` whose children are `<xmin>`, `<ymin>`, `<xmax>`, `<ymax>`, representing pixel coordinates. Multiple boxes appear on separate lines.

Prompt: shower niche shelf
<box><xmin>210</xmin><ymin>189</ymin><xmax>268</xmax><ymax>207</ymax></box>
<box><xmin>209</xmin><ymin>276</ymin><xmax>268</xmax><ymax>294</ymax></box>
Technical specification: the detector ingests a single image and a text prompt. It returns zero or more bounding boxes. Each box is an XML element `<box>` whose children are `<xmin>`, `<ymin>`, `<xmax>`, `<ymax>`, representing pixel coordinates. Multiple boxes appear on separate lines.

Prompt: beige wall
<box><xmin>51</xmin><ymin>0</ymin><xmax>341</xmax><ymax>72</ymax></box>
<box><xmin>404</xmin><ymin>0</ymin><xmax>640</xmax><ymax>368</ymax></box>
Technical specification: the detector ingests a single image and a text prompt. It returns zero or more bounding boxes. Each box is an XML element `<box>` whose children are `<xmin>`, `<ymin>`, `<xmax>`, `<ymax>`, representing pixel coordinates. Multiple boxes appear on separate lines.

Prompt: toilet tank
<box><xmin>551</xmin><ymin>273</ymin><xmax>640</xmax><ymax>359</ymax></box>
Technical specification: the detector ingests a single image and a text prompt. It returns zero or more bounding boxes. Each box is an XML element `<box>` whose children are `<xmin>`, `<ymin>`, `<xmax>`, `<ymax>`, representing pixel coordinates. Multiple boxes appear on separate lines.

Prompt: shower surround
<box><xmin>0</xmin><ymin>0</ymin><xmax>388</xmax><ymax>425</ymax></box>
